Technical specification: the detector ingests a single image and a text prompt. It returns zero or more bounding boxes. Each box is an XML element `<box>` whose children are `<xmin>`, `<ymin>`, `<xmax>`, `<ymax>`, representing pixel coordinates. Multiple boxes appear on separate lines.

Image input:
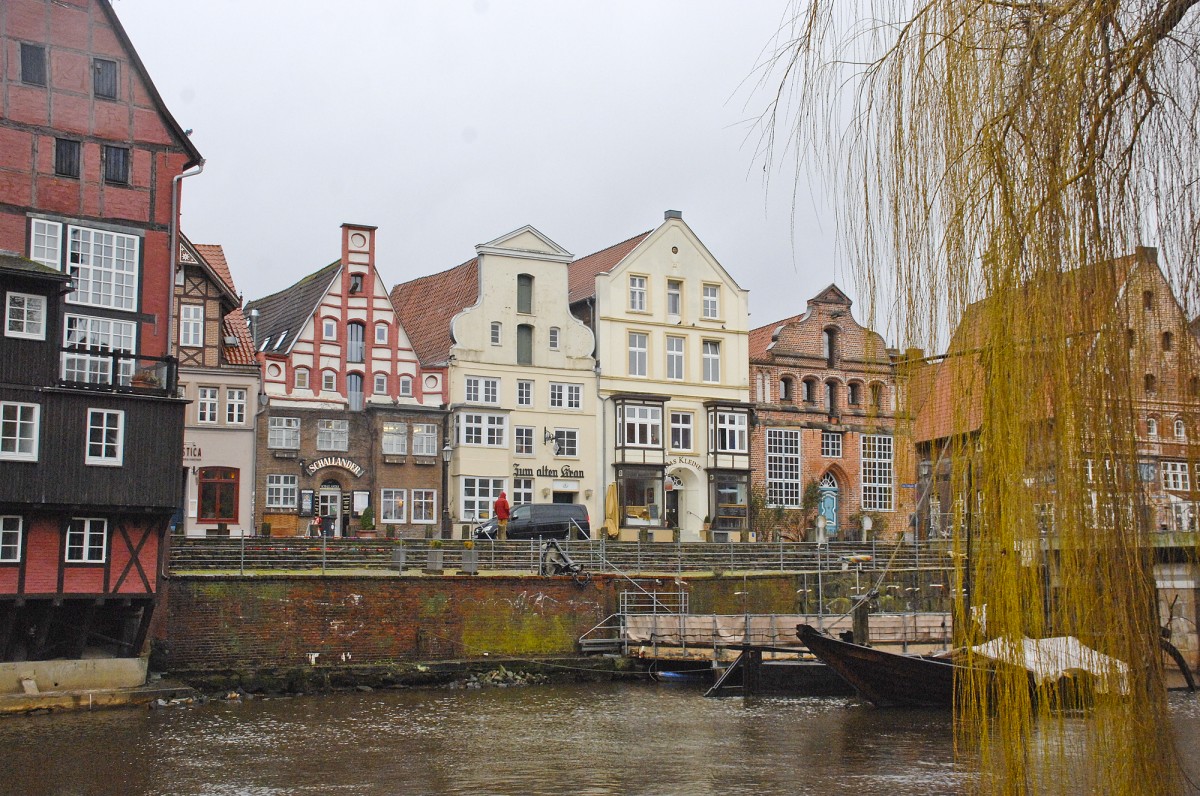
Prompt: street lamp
<box><xmin>440</xmin><ymin>442</ymin><xmax>452</xmax><ymax>540</ymax></box>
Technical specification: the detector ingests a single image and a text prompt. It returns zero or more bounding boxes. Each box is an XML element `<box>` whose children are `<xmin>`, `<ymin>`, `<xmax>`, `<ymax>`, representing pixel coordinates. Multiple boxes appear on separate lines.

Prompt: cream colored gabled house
<box><xmin>393</xmin><ymin>227</ymin><xmax>599</xmax><ymax>531</ymax></box>
<box><xmin>569</xmin><ymin>211</ymin><xmax>752</xmax><ymax>542</ymax></box>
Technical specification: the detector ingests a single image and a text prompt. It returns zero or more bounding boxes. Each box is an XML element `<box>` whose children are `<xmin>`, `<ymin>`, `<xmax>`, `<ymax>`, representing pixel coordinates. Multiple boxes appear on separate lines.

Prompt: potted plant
<box><xmin>131</xmin><ymin>369</ymin><xmax>161</xmax><ymax>389</ymax></box>
<box><xmin>424</xmin><ymin>538</ymin><xmax>444</xmax><ymax>574</ymax></box>
<box><xmin>358</xmin><ymin>506</ymin><xmax>377</xmax><ymax>538</ymax></box>
<box><xmin>702</xmin><ymin>516</ymin><xmax>712</xmax><ymax>543</ymax></box>
<box><xmin>460</xmin><ymin>539</ymin><xmax>479</xmax><ymax>575</ymax></box>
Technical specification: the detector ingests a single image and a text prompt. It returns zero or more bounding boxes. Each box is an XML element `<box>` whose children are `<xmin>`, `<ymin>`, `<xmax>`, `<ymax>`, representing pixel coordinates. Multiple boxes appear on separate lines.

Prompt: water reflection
<box><xmin>2</xmin><ymin>684</ymin><xmax>1197</xmax><ymax>796</ymax></box>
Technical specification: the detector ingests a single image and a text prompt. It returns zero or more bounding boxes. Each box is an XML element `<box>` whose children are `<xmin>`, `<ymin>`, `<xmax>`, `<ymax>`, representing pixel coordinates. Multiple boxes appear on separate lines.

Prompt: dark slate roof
<box><xmin>244</xmin><ymin>262</ymin><xmax>341</xmax><ymax>355</ymax></box>
<box><xmin>567</xmin><ymin>232</ymin><xmax>651</xmax><ymax>304</ymax></box>
<box><xmin>390</xmin><ymin>258</ymin><xmax>479</xmax><ymax>366</ymax></box>
<box><xmin>0</xmin><ymin>252</ymin><xmax>70</xmax><ymax>281</ymax></box>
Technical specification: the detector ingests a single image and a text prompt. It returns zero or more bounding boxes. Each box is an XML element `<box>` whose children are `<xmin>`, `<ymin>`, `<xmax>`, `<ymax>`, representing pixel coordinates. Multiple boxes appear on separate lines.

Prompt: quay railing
<box><xmin>169</xmin><ymin>537</ymin><xmax>958</xmax><ymax>577</ymax></box>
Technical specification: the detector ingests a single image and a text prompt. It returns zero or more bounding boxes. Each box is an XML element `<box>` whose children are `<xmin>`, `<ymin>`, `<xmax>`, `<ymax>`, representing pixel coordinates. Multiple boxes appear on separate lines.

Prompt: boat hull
<box><xmin>797</xmin><ymin>624</ymin><xmax>955</xmax><ymax>707</ymax></box>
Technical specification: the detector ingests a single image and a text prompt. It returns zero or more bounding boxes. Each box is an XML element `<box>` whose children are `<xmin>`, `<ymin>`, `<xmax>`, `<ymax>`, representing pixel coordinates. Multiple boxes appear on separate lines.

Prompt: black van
<box><xmin>474</xmin><ymin>503</ymin><xmax>590</xmax><ymax>541</ymax></box>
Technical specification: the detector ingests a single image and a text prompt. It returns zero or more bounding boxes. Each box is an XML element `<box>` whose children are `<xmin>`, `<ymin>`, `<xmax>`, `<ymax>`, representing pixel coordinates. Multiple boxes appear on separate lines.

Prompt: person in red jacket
<box><xmin>494</xmin><ymin>492</ymin><xmax>511</xmax><ymax>541</ymax></box>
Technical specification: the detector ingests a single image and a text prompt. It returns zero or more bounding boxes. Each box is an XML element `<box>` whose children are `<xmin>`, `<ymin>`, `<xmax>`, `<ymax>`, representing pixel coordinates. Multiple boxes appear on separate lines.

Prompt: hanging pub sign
<box><xmin>299</xmin><ymin>490</ymin><xmax>315</xmax><ymax>516</ymax></box>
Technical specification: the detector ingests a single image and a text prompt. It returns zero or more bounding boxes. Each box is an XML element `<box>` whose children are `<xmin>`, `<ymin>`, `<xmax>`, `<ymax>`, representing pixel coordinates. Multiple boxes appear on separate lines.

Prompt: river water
<box><xmin>4</xmin><ymin>682</ymin><xmax>1200</xmax><ymax>795</ymax></box>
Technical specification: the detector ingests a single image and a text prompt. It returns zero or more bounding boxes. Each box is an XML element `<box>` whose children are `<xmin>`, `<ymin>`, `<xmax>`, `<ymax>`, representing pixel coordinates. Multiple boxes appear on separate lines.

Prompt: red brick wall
<box><xmin>158</xmin><ymin>575</ymin><xmax>620</xmax><ymax>672</ymax></box>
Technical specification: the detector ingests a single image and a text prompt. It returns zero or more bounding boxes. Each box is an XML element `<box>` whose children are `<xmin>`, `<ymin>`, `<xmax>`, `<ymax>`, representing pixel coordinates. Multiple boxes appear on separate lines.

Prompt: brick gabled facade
<box><xmin>749</xmin><ymin>285</ymin><xmax>908</xmax><ymax>541</ymax></box>
<box><xmin>245</xmin><ymin>224</ymin><xmax>446</xmax><ymax>539</ymax></box>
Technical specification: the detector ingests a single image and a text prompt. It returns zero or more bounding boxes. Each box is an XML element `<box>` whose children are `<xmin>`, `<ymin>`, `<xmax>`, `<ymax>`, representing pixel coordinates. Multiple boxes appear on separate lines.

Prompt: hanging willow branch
<box><xmin>757</xmin><ymin>2</ymin><xmax>1200</xmax><ymax>794</ymax></box>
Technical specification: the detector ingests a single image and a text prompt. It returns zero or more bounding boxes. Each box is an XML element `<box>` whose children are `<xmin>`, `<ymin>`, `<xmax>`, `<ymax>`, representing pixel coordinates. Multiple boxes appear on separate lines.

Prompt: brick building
<box><xmin>748</xmin><ymin>285</ymin><xmax>904</xmax><ymax>541</ymax></box>
<box><xmin>0</xmin><ymin>0</ymin><xmax>200</xmax><ymax>679</ymax></box>
<box><xmin>245</xmin><ymin>224</ymin><xmax>446</xmax><ymax>539</ymax></box>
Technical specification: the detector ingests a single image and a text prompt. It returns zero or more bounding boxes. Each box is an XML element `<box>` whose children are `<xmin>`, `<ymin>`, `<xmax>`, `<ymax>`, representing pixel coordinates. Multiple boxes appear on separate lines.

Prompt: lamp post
<box><xmin>440</xmin><ymin>442</ymin><xmax>453</xmax><ymax>540</ymax></box>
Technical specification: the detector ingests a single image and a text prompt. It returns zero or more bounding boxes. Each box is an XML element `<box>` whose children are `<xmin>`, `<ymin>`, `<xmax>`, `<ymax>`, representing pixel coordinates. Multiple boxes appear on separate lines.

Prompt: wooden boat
<box><xmin>797</xmin><ymin>624</ymin><xmax>956</xmax><ymax>707</ymax></box>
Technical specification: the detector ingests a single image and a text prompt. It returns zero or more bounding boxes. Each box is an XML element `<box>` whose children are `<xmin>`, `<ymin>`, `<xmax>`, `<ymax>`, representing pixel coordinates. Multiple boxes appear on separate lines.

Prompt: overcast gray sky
<box><xmin>115</xmin><ymin>1</ymin><xmax>858</xmax><ymax>337</ymax></box>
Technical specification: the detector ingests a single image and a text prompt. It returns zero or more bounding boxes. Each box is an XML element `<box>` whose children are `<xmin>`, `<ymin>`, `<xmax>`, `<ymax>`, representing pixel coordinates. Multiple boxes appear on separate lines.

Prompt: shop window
<box><xmin>198</xmin><ymin>467</ymin><xmax>239</xmax><ymax>523</ymax></box>
<box><xmin>618</xmin><ymin>467</ymin><xmax>665</xmax><ymax>528</ymax></box>
<box><xmin>710</xmin><ymin>472</ymin><xmax>749</xmax><ymax>535</ymax></box>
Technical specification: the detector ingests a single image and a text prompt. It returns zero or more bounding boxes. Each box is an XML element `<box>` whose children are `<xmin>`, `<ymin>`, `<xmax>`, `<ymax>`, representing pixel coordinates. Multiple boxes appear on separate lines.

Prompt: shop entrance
<box><xmin>318</xmin><ymin>481</ymin><xmax>342</xmax><ymax>537</ymax></box>
<box><xmin>552</xmin><ymin>491</ymin><xmax>576</xmax><ymax>504</ymax></box>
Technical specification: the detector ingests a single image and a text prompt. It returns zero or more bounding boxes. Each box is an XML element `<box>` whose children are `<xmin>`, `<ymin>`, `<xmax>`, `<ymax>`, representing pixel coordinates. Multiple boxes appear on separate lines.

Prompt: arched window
<box><xmin>347</xmin><ymin>373</ymin><xmax>364</xmax><ymax>411</ymax></box>
<box><xmin>374</xmin><ymin>323</ymin><xmax>389</xmax><ymax>345</ymax></box>
<box><xmin>347</xmin><ymin>322</ymin><xmax>365</xmax><ymax>362</ymax></box>
<box><xmin>822</xmin><ymin>329</ymin><xmax>837</xmax><ymax>366</ymax></box>
<box><xmin>373</xmin><ymin>373</ymin><xmax>388</xmax><ymax>395</ymax></box>
<box><xmin>1176</xmin><ymin>419</ymin><xmax>1187</xmax><ymax>439</ymax></box>
<box><xmin>825</xmin><ymin>381</ymin><xmax>837</xmax><ymax>413</ymax></box>
<box><xmin>1163</xmin><ymin>331</ymin><xmax>1174</xmax><ymax>351</ymax></box>
<box><xmin>1145</xmin><ymin>374</ymin><xmax>1157</xmax><ymax>395</ymax></box>
<box><xmin>322</xmin><ymin>318</ymin><xmax>337</xmax><ymax>340</ymax></box>
<box><xmin>322</xmin><ymin>370</ymin><xmax>337</xmax><ymax>392</ymax></box>
<box><xmin>780</xmin><ymin>377</ymin><xmax>794</xmax><ymax>402</ymax></box>
<box><xmin>490</xmin><ymin>321</ymin><xmax>502</xmax><ymax>346</ymax></box>
<box><xmin>197</xmin><ymin>467</ymin><xmax>239</xmax><ymax>523</ymax></box>
<box><xmin>399</xmin><ymin>375</ymin><xmax>413</xmax><ymax>396</ymax></box>
<box><xmin>1148</xmin><ymin>417</ymin><xmax>1158</xmax><ymax>437</ymax></box>
<box><xmin>517</xmin><ymin>274</ymin><xmax>534</xmax><ymax>314</ymax></box>
<box><xmin>870</xmin><ymin>383</ymin><xmax>884</xmax><ymax>409</ymax></box>
<box><xmin>848</xmin><ymin>382</ymin><xmax>861</xmax><ymax>405</ymax></box>
<box><xmin>294</xmin><ymin>367</ymin><xmax>310</xmax><ymax>390</ymax></box>
<box><xmin>802</xmin><ymin>378</ymin><xmax>817</xmax><ymax>403</ymax></box>
<box><xmin>1143</xmin><ymin>290</ymin><xmax>1154</xmax><ymax>310</ymax></box>
<box><xmin>517</xmin><ymin>324</ymin><xmax>533</xmax><ymax>366</ymax></box>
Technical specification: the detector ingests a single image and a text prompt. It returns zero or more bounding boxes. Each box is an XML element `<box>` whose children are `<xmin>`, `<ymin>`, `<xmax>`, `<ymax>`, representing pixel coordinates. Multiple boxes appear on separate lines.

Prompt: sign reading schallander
<box><xmin>306</xmin><ymin>457</ymin><xmax>365</xmax><ymax>477</ymax></box>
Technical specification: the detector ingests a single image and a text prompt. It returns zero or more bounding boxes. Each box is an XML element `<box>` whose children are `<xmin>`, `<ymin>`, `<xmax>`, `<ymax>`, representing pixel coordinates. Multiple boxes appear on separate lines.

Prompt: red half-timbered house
<box><xmin>0</xmin><ymin>0</ymin><xmax>200</xmax><ymax>679</ymax></box>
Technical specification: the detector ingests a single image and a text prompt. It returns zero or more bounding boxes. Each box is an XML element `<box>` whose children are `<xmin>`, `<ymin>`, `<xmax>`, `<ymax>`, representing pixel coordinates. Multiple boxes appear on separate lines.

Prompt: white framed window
<box><xmin>461</xmin><ymin>477</ymin><xmax>504</xmax><ymax>521</ymax></box>
<box><xmin>515</xmin><ymin>426</ymin><xmax>534</xmax><ymax>455</ymax></box>
<box><xmin>666</xmin><ymin>336</ymin><xmax>685</xmax><ymax>380</ymax></box>
<box><xmin>179</xmin><ymin>304</ymin><xmax>203</xmax><ymax>348</ymax></box>
<box><xmin>622</xmin><ymin>404</ymin><xmax>661</xmax><ymax>447</ymax></box>
<box><xmin>0</xmin><ymin>402</ymin><xmax>39</xmax><ymax>462</ymax></box>
<box><xmin>323</xmin><ymin>318</ymin><xmax>336</xmax><ymax>339</ymax></box>
<box><xmin>30</xmin><ymin>219</ymin><xmax>62</xmax><ymax>269</ymax></box>
<box><xmin>712</xmin><ymin>411</ymin><xmax>747</xmax><ymax>453</ymax></box>
<box><xmin>490</xmin><ymin>321</ymin><xmax>502</xmax><ymax>346</ymax></box>
<box><xmin>317</xmin><ymin>419</ymin><xmax>349</xmax><ymax>451</ymax></box>
<box><xmin>517</xmin><ymin>380</ymin><xmax>533</xmax><ymax>407</ymax></box>
<box><xmin>821</xmin><ymin>431</ymin><xmax>842</xmax><ymax>458</ymax></box>
<box><xmin>512</xmin><ymin>477</ymin><xmax>534</xmax><ymax>505</ymax></box>
<box><xmin>1163</xmin><ymin>461</ymin><xmax>1191</xmax><ymax>491</ymax></box>
<box><xmin>670</xmin><ymin>411</ymin><xmax>693</xmax><ymax>450</ymax></box>
<box><xmin>413</xmin><ymin>423</ymin><xmax>438</xmax><ymax>456</ymax></box>
<box><xmin>346</xmin><ymin>323</ymin><xmax>365</xmax><ymax>363</ymax></box>
<box><xmin>554</xmin><ymin>428</ymin><xmax>578</xmax><ymax>457</ymax></box>
<box><xmin>294</xmin><ymin>368</ymin><xmax>310</xmax><ymax>390</ymax></box>
<box><xmin>766</xmin><ymin>429</ymin><xmax>801</xmax><ymax>507</ymax></box>
<box><xmin>374</xmin><ymin>373</ymin><xmax>388</xmax><ymax>395</ymax></box>
<box><xmin>1176</xmin><ymin>419</ymin><xmax>1187</xmax><ymax>440</ymax></box>
<box><xmin>667</xmin><ymin>279</ymin><xmax>682</xmax><ymax>319</ymax></box>
<box><xmin>702</xmin><ymin>341</ymin><xmax>721</xmax><ymax>383</ymax></box>
<box><xmin>412</xmin><ymin>489</ymin><xmax>436</xmax><ymax>524</ymax></box>
<box><xmin>702</xmin><ymin>284</ymin><xmax>719</xmax><ymax>319</ymax></box>
<box><xmin>549</xmin><ymin>382</ymin><xmax>582</xmax><ymax>410</ymax></box>
<box><xmin>226</xmin><ymin>388</ymin><xmax>247</xmax><ymax>425</ymax></box>
<box><xmin>85</xmin><ymin>408</ymin><xmax>123</xmax><ymax>466</ymax></box>
<box><xmin>322</xmin><ymin>370</ymin><xmax>337</xmax><ymax>392</ymax></box>
<box><xmin>66</xmin><ymin>226</ymin><xmax>139</xmax><ymax>310</ymax></box>
<box><xmin>861</xmin><ymin>434</ymin><xmax>894</xmax><ymax>511</ymax></box>
<box><xmin>549</xmin><ymin>327</ymin><xmax>560</xmax><ymax>350</ymax></box>
<box><xmin>381</xmin><ymin>489</ymin><xmax>407</xmax><ymax>523</ymax></box>
<box><xmin>6</xmin><ymin>292</ymin><xmax>46</xmax><ymax>340</ymax></box>
<box><xmin>265</xmin><ymin>474</ymin><xmax>298</xmax><ymax>508</ymax></box>
<box><xmin>465</xmin><ymin>376</ymin><xmax>499</xmax><ymax>404</ymax></box>
<box><xmin>1148</xmin><ymin>418</ymin><xmax>1159</xmax><ymax>437</ymax></box>
<box><xmin>197</xmin><ymin>387</ymin><xmax>219</xmax><ymax>424</ymax></box>
<box><xmin>0</xmin><ymin>516</ymin><xmax>22</xmax><ymax>562</ymax></box>
<box><xmin>628</xmin><ymin>332</ymin><xmax>648</xmax><ymax>377</ymax></box>
<box><xmin>460</xmin><ymin>413</ymin><xmax>506</xmax><ymax>447</ymax></box>
<box><xmin>267</xmin><ymin>416</ymin><xmax>300</xmax><ymax>449</ymax></box>
<box><xmin>374</xmin><ymin>323</ymin><xmax>388</xmax><ymax>344</ymax></box>
<box><xmin>382</xmin><ymin>422</ymin><xmax>408</xmax><ymax>455</ymax></box>
<box><xmin>66</xmin><ymin>517</ymin><xmax>106</xmax><ymax>562</ymax></box>
<box><xmin>62</xmin><ymin>314</ymin><xmax>136</xmax><ymax>385</ymax></box>
<box><xmin>629</xmin><ymin>275</ymin><xmax>647</xmax><ymax>311</ymax></box>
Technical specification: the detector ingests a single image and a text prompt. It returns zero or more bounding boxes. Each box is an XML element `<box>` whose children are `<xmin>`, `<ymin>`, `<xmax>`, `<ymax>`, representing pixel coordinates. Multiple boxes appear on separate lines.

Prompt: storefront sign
<box><xmin>306</xmin><ymin>457</ymin><xmax>364</xmax><ymax>477</ymax></box>
<box><xmin>666</xmin><ymin>457</ymin><xmax>702</xmax><ymax>470</ymax></box>
<box><xmin>182</xmin><ymin>442</ymin><xmax>203</xmax><ymax>461</ymax></box>
<box><xmin>513</xmin><ymin>464</ymin><xmax>585</xmax><ymax>479</ymax></box>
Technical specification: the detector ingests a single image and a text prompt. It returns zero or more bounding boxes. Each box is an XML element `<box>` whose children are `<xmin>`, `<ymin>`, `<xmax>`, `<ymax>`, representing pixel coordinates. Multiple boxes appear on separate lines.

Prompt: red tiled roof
<box><xmin>193</xmin><ymin>243</ymin><xmax>237</xmax><ymax>298</ymax></box>
<box><xmin>567</xmin><ymin>232</ymin><xmax>651</xmax><ymax>304</ymax></box>
<box><xmin>222</xmin><ymin>307</ymin><xmax>257</xmax><ymax>366</ymax></box>
<box><xmin>748</xmin><ymin>313</ymin><xmax>806</xmax><ymax>359</ymax></box>
<box><xmin>390</xmin><ymin>258</ymin><xmax>479</xmax><ymax>366</ymax></box>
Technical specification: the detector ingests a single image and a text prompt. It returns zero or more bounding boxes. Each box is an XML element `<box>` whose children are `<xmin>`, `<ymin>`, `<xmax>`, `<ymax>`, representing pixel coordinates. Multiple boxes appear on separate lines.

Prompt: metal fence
<box><xmin>169</xmin><ymin>536</ymin><xmax>958</xmax><ymax>576</ymax></box>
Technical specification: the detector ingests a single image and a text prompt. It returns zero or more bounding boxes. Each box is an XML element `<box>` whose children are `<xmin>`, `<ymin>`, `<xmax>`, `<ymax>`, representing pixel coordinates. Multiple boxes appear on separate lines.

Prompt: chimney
<box><xmin>664</xmin><ymin>210</ymin><xmax>682</xmax><ymax>220</ymax></box>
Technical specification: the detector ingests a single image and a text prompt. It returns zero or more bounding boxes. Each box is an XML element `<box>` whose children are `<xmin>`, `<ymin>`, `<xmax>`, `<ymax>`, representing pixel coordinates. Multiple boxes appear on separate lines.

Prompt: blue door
<box><xmin>818</xmin><ymin>473</ymin><xmax>839</xmax><ymax>538</ymax></box>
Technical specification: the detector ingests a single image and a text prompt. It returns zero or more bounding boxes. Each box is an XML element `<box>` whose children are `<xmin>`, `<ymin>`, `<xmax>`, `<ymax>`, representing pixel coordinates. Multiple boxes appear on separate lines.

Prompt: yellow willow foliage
<box><xmin>758</xmin><ymin>2</ymin><xmax>1200</xmax><ymax>794</ymax></box>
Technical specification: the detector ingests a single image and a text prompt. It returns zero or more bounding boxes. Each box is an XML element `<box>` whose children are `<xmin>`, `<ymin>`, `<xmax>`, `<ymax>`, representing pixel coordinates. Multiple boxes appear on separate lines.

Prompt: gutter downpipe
<box><xmin>167</xmin><ymin>159</ymin><xmax>206</xmax><ymax>358</ymax></box>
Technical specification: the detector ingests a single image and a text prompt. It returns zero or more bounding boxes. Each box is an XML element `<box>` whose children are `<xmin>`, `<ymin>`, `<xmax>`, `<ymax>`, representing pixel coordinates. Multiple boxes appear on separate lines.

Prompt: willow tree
<box><xmin>759</xmin><ymin>2</ymin><xmax>1200</xmax><ymax>794</ymax></box>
